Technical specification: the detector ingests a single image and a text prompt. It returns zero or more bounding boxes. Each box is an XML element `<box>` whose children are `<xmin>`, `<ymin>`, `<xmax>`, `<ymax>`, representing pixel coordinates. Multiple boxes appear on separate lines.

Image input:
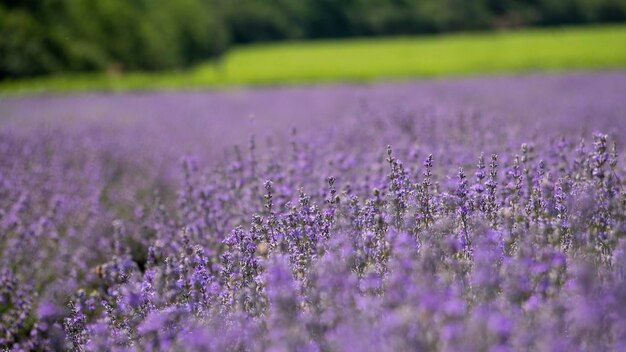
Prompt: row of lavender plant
<box><xmin>1</xmin><ymin>118</ymin><xmax>624</xmax><ymax>351</ymax></box>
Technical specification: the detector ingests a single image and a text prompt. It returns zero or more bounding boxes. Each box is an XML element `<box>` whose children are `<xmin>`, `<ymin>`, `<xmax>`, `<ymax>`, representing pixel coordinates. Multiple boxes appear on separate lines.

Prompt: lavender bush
<box><xmin>1</xmin><ymin>72</ymin><xmax>625</xmax><ymax>351</ymax></box>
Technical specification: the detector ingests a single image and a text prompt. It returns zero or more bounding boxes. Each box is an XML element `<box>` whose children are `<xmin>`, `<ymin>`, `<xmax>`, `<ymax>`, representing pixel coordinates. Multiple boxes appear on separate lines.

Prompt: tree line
<box><xmin>2</xmin><ymin>0</ymin><xmax>625</xmax><ymax>79</ymax></box>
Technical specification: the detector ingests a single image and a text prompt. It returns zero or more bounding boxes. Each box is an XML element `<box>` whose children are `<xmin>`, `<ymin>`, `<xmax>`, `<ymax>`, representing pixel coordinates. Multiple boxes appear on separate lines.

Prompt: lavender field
<box><xmin>1</xmin><ymin>72</ymin><xmax>626</xmax><ymax>351</ymax></box>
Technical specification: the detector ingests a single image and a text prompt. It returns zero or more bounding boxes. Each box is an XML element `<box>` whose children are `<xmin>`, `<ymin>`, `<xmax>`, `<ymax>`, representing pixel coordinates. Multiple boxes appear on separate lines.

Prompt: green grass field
<box><xmin>2</xmin><ymin>24</ymin><xmax>626</xmax><ymax>94</ymax></box>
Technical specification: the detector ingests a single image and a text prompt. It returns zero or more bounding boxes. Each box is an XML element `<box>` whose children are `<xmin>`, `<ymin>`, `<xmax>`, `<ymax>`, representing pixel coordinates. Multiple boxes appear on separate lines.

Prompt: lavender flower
<box><xmin>0</xmin><ymin>72</ymin><xmax>625</xmax><ymax>351</ymax></box>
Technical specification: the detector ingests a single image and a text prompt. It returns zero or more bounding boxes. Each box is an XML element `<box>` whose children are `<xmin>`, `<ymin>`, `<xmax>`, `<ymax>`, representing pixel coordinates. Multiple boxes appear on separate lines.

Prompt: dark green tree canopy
<box><xmin>1</xmin><ymin>0</ymin><xmax>625</xmax><ymax>79</ymax></box>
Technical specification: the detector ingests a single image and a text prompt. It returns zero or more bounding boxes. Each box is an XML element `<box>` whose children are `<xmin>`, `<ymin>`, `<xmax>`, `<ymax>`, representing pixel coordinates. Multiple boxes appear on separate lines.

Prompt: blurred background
<box><xmin>1</xmin><ymin>0</ymin><xmax>626</xmax><ymax>92</ymax></box>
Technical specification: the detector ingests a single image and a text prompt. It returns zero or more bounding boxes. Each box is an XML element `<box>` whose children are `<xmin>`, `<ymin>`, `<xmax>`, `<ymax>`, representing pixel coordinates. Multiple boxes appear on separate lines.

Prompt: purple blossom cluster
<box><xmin>1</xmin><ymin>72</ymin><xmax>625</xmax><ymax>351</ymax></box>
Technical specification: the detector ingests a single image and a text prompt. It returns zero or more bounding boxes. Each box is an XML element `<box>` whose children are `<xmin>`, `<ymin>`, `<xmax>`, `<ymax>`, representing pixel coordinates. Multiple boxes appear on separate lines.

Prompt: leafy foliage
<box><xmin>1</xmin><ymin>0</ymin><xmax>626</xmax><ymax>78</ymax></box>
<box><xmin>0</xmin><ymin>0</ymin><xmax>228</xmax><ymax>79</ymax></box>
